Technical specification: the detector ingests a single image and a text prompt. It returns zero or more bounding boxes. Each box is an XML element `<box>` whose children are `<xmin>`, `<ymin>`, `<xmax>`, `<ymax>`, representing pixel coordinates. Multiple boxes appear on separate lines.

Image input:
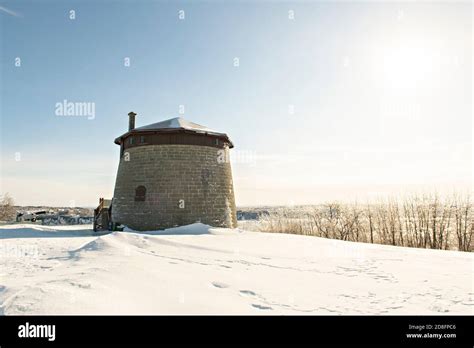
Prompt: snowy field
<box><xmin>0</xmin><ymin>223</ymin><xmax>473</xmax><ymax>315</ymax></box>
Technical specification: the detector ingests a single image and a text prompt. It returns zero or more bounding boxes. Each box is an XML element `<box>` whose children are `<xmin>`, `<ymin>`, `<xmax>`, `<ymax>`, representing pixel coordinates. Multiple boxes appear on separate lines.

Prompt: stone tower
<box><xmin>111</xmin><ymin>112</ymin><xmax>237</xmax><ymax>231</ymax></box>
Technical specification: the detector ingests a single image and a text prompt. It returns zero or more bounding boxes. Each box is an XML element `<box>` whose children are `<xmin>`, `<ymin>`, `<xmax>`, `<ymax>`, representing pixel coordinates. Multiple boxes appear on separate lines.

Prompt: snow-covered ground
<box><xmin>0</xmin><ymin>223</ymin><xmax>472</xmax><ymax>315</ymax></box>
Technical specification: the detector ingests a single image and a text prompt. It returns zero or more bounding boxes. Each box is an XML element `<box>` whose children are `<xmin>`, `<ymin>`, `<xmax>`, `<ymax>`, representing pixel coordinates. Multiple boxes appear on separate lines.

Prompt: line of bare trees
<box><xmin>257</xmin><ymin>194</ymin><xmax>473</xmax><ymax>252</ymax></box>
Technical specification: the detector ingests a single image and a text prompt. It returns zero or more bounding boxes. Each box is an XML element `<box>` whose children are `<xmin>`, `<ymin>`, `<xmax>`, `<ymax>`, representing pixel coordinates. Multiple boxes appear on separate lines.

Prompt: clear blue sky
<box><xmin>0</xmin><ymin>0</ymin><xmax>472</xmax><ymax>206</ymax></box>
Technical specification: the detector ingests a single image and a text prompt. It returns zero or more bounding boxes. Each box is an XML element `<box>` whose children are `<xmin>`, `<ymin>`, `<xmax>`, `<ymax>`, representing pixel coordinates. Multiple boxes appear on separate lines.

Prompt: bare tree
<box><xmin>0</xmin><ymin>193</ymin><xmax>16</xmax><ymax>221</ymax></box>
<box><xmin>454</xmin><ymin>195</ymin><xmax>473</xmax><ymax>252</ymax></box>
<box><xmin>367</xmin><ymin>203</ymin><xmax>375</xmax><ymax>244</ymax></box>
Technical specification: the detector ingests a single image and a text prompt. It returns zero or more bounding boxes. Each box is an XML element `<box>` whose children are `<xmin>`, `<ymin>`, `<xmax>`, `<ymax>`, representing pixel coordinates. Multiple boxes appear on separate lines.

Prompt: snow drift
<box><xmin>0</xmin><ymin>223</ymin><xmax>472</xmax><ymax>315</ymax></box>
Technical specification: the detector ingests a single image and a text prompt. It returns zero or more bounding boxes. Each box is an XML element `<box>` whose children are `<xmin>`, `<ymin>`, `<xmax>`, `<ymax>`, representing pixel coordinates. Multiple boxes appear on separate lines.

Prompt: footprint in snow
<box><xmin>211</xmin><ymin>281</ymin><xmax>229</xmax><ymax>289</ymax></box>
<box><xmin>251</xmin><ymin>304</ymin><xmax>273</xmax><ymax>310</ymax></box>
<box><xmin>239</xmin><ymin>290</ymin><xmax>257</xmax><ymax>297</ymax></box>
<box><xmin>69</xmin><ymin>281</ymin><xmax>91</xmax><ymax>289</ymax></box>
<box><xmin>431</xmin><ymin>306</ymin><xmax>450</xmax><ymax>313</ymax></box>
<box><xmin>387</xmin><ymin>305</ymin><xmax>404</xmax><ymax>310</ymax></box>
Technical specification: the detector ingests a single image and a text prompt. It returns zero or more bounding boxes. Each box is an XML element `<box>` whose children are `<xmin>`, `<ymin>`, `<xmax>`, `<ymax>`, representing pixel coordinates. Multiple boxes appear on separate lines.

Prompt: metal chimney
<box><xmin>128</xmin><ymin>111</ymin><xmax>137</xmax><ymax>131</ymax></box>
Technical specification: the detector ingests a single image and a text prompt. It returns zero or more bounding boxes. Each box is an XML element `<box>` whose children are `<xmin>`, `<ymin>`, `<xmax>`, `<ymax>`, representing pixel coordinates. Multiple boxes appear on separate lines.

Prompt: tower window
<box><xmin>140</xmin><ymin>136</ymin><xmax>145</xmax><ymax>143</ymax></box>
<box><xmin>129</xmin><ymin>137</ymin><xmax>135</xmax><ymax>145</ymax></box>
<box><xmin>135</xmin><ymin>186</ymin><xmax>146</xmax><ymax>201</ymax></box>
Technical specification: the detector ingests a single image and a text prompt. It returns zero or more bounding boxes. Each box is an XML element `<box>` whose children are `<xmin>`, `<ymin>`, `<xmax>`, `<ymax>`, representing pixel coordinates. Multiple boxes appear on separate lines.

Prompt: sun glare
<box><xmin>372</xmin><ymin>40</ymin><xmax>439</xmax><ymax>90</ymax></box>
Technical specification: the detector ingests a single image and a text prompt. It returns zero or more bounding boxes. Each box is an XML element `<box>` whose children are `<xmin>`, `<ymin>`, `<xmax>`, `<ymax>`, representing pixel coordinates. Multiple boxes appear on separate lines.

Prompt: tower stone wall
<box><xmin>112</xmin><ymin>144</ymin><xmax>237</xmax><ymax>231</ymax></box>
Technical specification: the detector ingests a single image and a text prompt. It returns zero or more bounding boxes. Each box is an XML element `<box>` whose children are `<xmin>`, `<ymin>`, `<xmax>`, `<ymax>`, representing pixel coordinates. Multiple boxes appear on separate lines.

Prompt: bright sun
<box><xmin>372</xmin><ymin>40</ymin><xmax>440</xmax><ymax>90</ymax></box>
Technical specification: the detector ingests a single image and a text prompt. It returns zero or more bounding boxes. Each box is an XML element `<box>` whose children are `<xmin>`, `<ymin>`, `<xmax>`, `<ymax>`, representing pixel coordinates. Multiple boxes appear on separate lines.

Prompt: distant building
<box><xmin>110</xmin><ymin>112</ymin><xmax>237</xmax><ymax>231</ymax></box>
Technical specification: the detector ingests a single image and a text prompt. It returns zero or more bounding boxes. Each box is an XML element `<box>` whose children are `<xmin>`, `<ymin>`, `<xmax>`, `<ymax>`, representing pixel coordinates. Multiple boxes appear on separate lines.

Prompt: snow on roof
<box><xmin>134</xmin><ymin>117</ymin><xmax>219</xmax><ymax>134</ymax></box>
<box><xmin>115</xmin><ymin>117</ymin><xmax>233</xmax><ymax>146</ymax></box>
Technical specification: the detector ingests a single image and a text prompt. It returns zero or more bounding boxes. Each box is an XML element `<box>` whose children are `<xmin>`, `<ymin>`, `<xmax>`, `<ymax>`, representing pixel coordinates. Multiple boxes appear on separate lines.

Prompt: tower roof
<box><xmin>115</xmin><ymin>117</ymin><xmax>233</xmax><ymax>147</ymax></box>
<box><xmin>135</xmin><ymin>117</ymin><xmax>218</xmax><ymax>134</ymax></box>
